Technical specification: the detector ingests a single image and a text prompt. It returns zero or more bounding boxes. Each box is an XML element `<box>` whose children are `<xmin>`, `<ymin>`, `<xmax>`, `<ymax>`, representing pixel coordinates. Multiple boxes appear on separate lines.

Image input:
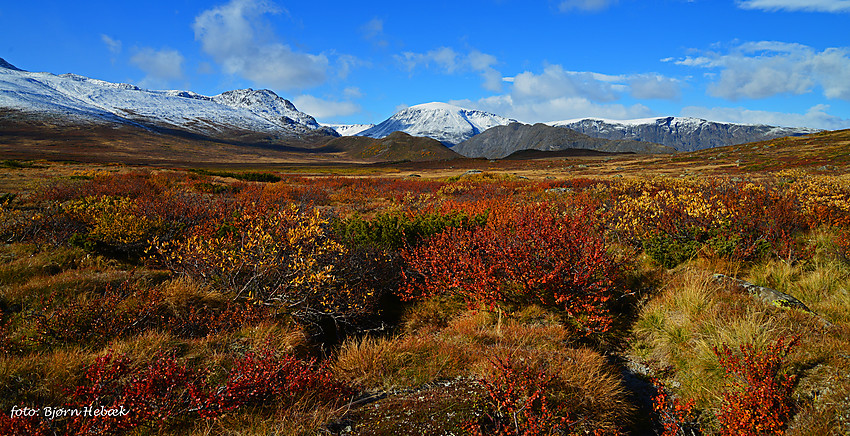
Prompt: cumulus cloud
<box><xmin>443</xmin><ymin>64</ymin><xmax>684</xmax><ymax>122</ymax></box>
<box><xmin>130</xmin><ymin>47</ymin><xmax>184</xmax><ymax>88</ymax></box>
<box><xmin>292</xmin><ymin>95</ymin><xmax>360</xmax><ymax>119</ymax></box>
<box><xmin>511</xmin><ymin>65</ymin><xmax>623</xmax><ymax>102</ymax></box>
<box><xmin>343</xmin><ymin>87</ymin><xmax>364</xmax><ymax>98</ymax></box>
<box><xmin>101</xmin><ymin>35</ymin><xmax>122</xmax><ymax>54</ymax></box>
<box><xmin>629</xmin><ymin>74</ymin><xmax>682</xmax><ymax>100</ymax></box>
<box><xmin>396</xmin><ymin>47</ymin><xmax>504</xmax><ymax>92</ymax></box>
<box><xmin>193</xmin><ymin>0</ymin><xmax>330</xmax><ymax>90</ymax></box>
<box><xmin>680</xmin><ymin>104</ymin><xmax>850</xmax><ymax>130</ymax></box>
<box><xmin>737</xmin><ymin>0</ymin><xmax>850</xmax><ymax>12</ymax></box>
<box><xmin>451</xmin><ymin>94</ymin><xmax>653</xmax><ymax>124</ymax></box>
<box><xmin>559</xmin><ymin>0</ymin><xmax>619</xmax><ymax>12</ymax></box>
<box><xmin>674</xmin><ymin>41</ymin><xmax>850</xmax><ymax>101</ymax></box>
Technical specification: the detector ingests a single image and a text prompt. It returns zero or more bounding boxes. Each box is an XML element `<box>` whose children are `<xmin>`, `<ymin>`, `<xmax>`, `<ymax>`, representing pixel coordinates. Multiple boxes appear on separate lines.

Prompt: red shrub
<box><xmin>651</xmin><ymin>378</ymin><xmax>698</xmax><ymax>436</ymax></box>
<box><xmin>713</xmin><ymin>337</ymin><xmax>797</xmax><ymax>435</ymax></box>
<box><xmin>65</xmin><ymin>353</ymin><xmax>192</xmax><ymax>435</ymax></box>
<box><xmin>189</xmin><ymin>348</ymin><xmax>353</xmax><ymax>418</ymax></box>
<box><xmin>467</xmin><ymin>357</ymin><xmax>574</xmax><ymax>436</ymax></box>
<box><xmin>402</xmin><ymin>204</ymin><xmax>625</xmax><ymax>336</ymax></box>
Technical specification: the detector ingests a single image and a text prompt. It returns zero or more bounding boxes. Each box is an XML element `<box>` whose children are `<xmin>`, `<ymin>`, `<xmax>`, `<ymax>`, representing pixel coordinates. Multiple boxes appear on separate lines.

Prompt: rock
<box><xmin>713</xmin><ymin>273</ymin><xmax>833</xmax><ymax>328</ymax></box>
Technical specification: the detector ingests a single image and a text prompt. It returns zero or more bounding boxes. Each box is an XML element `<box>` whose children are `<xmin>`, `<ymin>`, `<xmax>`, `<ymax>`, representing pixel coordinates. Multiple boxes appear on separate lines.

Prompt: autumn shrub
<box><xmin>189</xmin><ymin>348</ymin><xmax>353</xmax><ymax>419</ymax></box>
<box><xmin>64</xmin><ymin>194</ymin><xmax>164</xmax><ymax>259</ymax></box>
<box><xmin>604</xmin><ymin>178</ymin><xmax>808</xmax><ymax>262</ymax></box>
<box><xmin>64</xmin><ymin>353</ymin><xmax>192</xmax><ymax>434</ymax></box>
<box><xmin>467</xmin><ymin>356</ymin><xmax>573</xmax><ymax>436</ymax></box>
<box><xmin>713</xmin><ymin>337</ymin><xmax>797</xmax><ymax>435</ymax></box>
<box><xmin>402</xmin><ymin>204</ymin><xmax>626</xmax><ymax>337</ymax></box>
<box><xmin>651</xmin><ymin>378</ymin><xmax>698</xmax><ymax>436</ymax></box>
<box><xmin>467</xmin><ymin>355</ymin><xmax>624</xmax><ymax>436</ymax></box>
<box><xmin>155</xmin><ymin>204</ymin><xmax>391</xmax><ymax>338</ymax></box>
<box><xmin>29</xmin><ymin>283</ymin><xmax>276</xmax><ymax>349</ymax></box>
<box><xmin>1</xmin><ymin>349</ymin><xmax>351</xmax><ymax>435</ymax></box>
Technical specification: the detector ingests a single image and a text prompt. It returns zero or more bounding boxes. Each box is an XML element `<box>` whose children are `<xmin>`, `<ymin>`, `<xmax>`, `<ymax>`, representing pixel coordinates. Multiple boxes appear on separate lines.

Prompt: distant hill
<box><xmin>319</xmin><ymin>131</ymin><xmax>461</xmax><ymax>162</ymax></box>
<box><xmin>454</xmin><ymin>122</ymin><xmax>675</xmax><ymax>159</ymax></box>
<box><xmin>503</xmin><ymin>148</ymin><xmax>631</xmax><ymax>160</ymax></box>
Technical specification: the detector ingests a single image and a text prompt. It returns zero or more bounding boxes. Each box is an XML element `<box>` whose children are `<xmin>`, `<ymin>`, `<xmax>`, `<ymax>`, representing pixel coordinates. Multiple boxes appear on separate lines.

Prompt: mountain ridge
<box><xmin>0</xmin><ymin>58</ymin><xmax>337</xmax><ymax>142</ymax></box>
<box><xmin>455</xmin><ymin>122</ymin><xmax>675</xmax><ymax>159</ymax></box>
<box><xmin>548</xmin><ymin>116</ymin><xmax>820</xmax><ymax>152</ymax></box>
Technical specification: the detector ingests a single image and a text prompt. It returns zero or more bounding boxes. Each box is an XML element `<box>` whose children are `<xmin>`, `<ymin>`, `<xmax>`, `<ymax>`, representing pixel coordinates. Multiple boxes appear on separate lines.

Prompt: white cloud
<box><xmin>674</xmin><ymin>41</ymin><xmax>850</xmax><ymax>101</ymax></box>
<box><xmin>511</xmin><ymin>65</ymin><xmax>621</xmax><ymax>102</ymax></box>
<box><xmin>343</xmin><ymin>87</ymin><xmax>363</xmax><ymax>98</ymax></box>
<box><xmin>629</xmin><ymin>74</ymin><xmax>682</xmax><ymax>100</ymax></box>
<box><xmin>451</xmin><ymin>94</ymin><xmax>653</xmax><ymax>124</ymax></box>
<box><xmin>680</xmin><ymin>104</ymin><xmax>850</xmax><ymax>130</ymax></box>
<box><xmin>559</xmin><ymin>0</ymin><xmax>619</xmax><ymax>12</ymax></box>
<box><xmin>101</xmin><ymin>35</ymin><xmax>122</xmax><ymax>55</ymax></box>
<box><xmin>292</xmin><ymin>95</ymin><xmax>361</xmax><ymax>119</ymax></box>
<box><xmin>398</xmin><ymin>47</ymin><xmax>460</xmax><ymax>73</ymax></box>
<box><xmin>335</xmin><ymin>54</ymin><xmax>368</xmax><ymax>80</ymax></box>
<box><xmin>130</xmin><ymin>47</ymin><xmax>184</xmax><ymax>88</ymax></box>
<box><xmin>737</xmin><ymin>0</ymin><xmax>850</xmax><ymax>12</ymax></box>
<box><xmin>396</xmin><ymin>47</ymin><xmax>504</xmax><ymax>91</ymax></box>
<box><xmin>192</xmin><ymin>0</ymin><xmax>329</xmax><ymax>90</ymax></box>
<box><xmin>444</xmin><ymin>64</ymin><xmax>683</xmax><ymax>122</ymax></box>
<box><xmin>360</xmin><ymin>18</ymin><xmax>388</xmax><ymax>47</ymax></box>
<box><xmin>361</xmin><ymin>18</ymin><xmax>383</xmax><ymax>39</ymax></box>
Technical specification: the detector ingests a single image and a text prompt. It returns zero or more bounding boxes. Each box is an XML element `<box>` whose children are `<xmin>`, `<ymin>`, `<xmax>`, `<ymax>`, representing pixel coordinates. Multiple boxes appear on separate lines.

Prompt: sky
<box><xmin>1</xmin><ymin>0</ymin><xmax>849</xmax><ymax>129</ymax></box>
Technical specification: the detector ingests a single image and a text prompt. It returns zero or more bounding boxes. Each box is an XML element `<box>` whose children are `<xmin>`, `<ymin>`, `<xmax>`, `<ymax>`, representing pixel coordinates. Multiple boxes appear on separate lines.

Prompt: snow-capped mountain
<box><xmin>548</xmin><ymin>117</ymin><xmax>820</xmax><ymax>152</ymax></box>
<box><xmin>0</xmin><ymin>58</ymin><xmax>337</xmax><ymax>139</ymax></box>
<box><xmin>358</xmin><ymin>102</ymin><xmax>516</xmax><ymax>146</ymax></box>
<box><xmin>322</xmin><ymin>123</ymin><xmax>375</xmax><ymax>136</ymax></box>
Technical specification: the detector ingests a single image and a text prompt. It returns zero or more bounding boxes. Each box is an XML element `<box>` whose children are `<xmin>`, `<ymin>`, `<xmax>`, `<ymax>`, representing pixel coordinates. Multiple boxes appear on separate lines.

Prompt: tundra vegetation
<box><xmin>0</xmin><ymin>161</ymin><xmax>849</xmax><ymax>435</ymax></box>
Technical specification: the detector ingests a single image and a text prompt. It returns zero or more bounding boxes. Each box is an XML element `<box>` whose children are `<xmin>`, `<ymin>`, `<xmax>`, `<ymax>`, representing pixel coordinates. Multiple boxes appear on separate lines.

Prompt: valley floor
<box><xmin>1</xmin><ymin>142</ymin><xmax>849</xmax><ymax>435</ymax></box>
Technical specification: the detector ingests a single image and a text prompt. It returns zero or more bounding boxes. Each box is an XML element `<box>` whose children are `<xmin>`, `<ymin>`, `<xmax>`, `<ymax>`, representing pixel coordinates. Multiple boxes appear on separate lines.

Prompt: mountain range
<box><xmin>0</xmin><ymin>58</ymin><xmax>825</xmax><ymax>163</ymax></box>
<box><xmin>548</xmin><ymin>117</ymin><xmax>820</xmax><ymax>152</ymax></box>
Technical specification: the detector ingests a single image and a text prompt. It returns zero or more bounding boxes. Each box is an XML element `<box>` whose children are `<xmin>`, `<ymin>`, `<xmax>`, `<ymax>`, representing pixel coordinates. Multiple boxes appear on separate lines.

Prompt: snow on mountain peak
<box><xmin>322</xmin><ymin>123</ymin><xmax>375</xmax><ymax>136</ymax></box>
<box><xmin>211</xmin><ymin>88</ymin><xmax>321</xmax><ymax>129</ymax></box>
<box><xmin>0</xmin><ymin>64</ymin><xmax>332</xmax><ymax>138</ymax></box>
<box><xmin>359</xmin><ymin>101</ymin><xmax>516</xmax><ymax>146</ymax></box>
<box><xmin>547</xmin><ymin>116</ymin><xmax>820</xmax><ymax>152</ymax></box>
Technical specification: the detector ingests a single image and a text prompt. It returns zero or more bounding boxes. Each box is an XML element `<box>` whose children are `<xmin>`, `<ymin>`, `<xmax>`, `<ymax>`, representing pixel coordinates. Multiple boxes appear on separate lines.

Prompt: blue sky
<box><xmin>2</xmin><ymin>0</ymin><xmax>849</xmax><ymax>129</ymax></box>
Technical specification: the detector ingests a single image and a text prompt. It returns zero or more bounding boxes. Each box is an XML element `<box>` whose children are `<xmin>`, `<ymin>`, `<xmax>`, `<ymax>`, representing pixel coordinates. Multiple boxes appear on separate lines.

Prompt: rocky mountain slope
<box><xmin>455</xmin><ymin>122</ymin><xmax>675</xmax><ymax>159</ymax></box>
<box><xmin>548</xmin><ymin>117</ymin><xmax>820</xmax><ymax>152</ymax></box>
<box><xmin>0</xmin><ymin>58</ymin><xmax>337</xmax><ymax>142</ymax></box>
<box><xmin>358</xmin><ymin>102</ymin><xmax>516</xmax><ymax>146</ymax></box>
